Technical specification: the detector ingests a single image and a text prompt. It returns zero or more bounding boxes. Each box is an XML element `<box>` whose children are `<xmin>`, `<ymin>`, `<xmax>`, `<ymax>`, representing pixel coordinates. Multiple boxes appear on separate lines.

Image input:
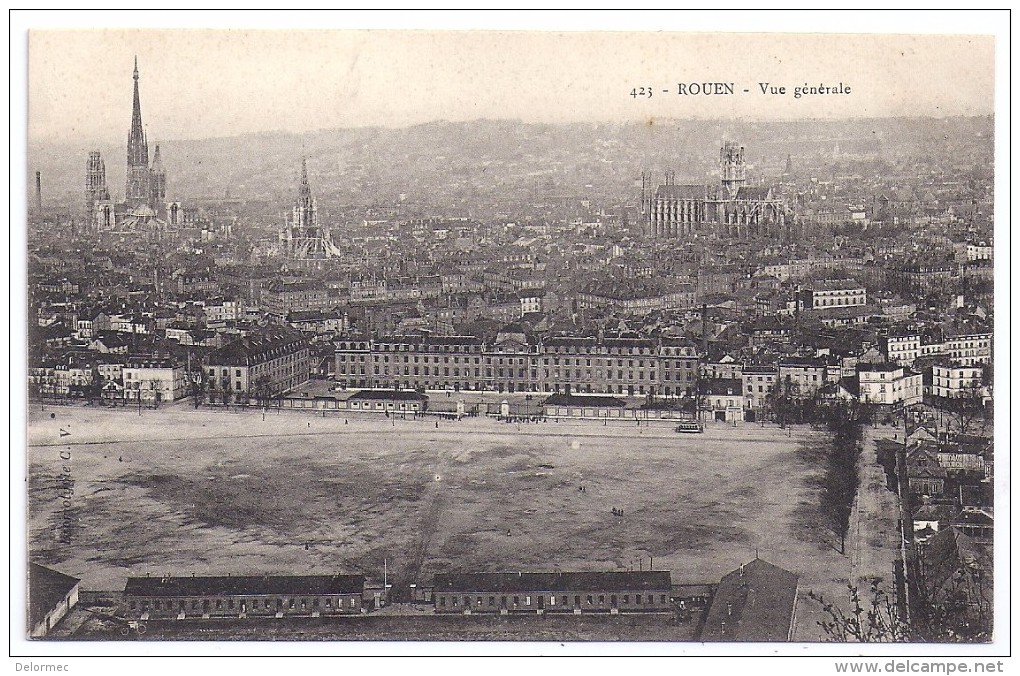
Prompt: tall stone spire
<box><xmin>126</xmin><ymin>56</ymin><xmax>150</xmax><ymax>205</ymax></box>
<box><xmin>298</xmin><ymin>157</ymin><xmax>313</xmax><ymax>208</ymax></box>
<box><xmin>149</xmin><ymin>143</ymin><xmax>166</xmax><ymax>209</ymax></box>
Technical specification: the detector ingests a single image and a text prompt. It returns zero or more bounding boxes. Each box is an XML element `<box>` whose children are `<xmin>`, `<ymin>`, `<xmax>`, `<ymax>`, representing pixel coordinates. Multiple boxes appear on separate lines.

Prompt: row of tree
<box><xmin>818</xmin><ymin>403</ymin><xmax>865</xmax><ymax>555</ymax></box>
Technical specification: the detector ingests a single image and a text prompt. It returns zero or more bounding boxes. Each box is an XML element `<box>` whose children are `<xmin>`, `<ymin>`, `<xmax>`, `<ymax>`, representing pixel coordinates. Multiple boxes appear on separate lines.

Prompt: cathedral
<box><xmin>641</xmin><ymin>141</ymin><xmax>796</xmax><ymax>241</ymax></box>
<box><xmin>278</xmin><ymin>158</ymin><xmax>341</xmax><ymax>270</ymax></box>
<box><xmin>84</xmin><ymin>58</ymin><xmax>181</xmax><ymax>234</ymax></box>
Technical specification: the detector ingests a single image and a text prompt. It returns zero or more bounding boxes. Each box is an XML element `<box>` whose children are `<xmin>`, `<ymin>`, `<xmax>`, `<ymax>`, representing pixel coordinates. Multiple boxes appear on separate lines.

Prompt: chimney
<box><xmin>35</xmin><ymin>171</ymin><xmax>42</xmax><ymax>213</ymax></box>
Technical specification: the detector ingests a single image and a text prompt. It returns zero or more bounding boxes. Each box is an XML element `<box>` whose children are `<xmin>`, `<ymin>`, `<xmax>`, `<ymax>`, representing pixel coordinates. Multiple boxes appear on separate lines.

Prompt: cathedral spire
<box><xmin>298</xmin><ymin>157</ymin><xmax>312</xmax><ymax>204</ymax></box>
<box><xmin>127</xmin><ymin>56</ymin><xmax>147</xmax><ymax>166</ymax></box>
<box><xmin>126</xmin><ymin>57</ymin><xmax>150</xmax><ymax>205</ymax></box>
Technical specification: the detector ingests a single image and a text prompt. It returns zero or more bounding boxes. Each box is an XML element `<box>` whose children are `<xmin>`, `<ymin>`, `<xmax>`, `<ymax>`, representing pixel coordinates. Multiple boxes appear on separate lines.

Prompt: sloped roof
<box><xmin>124</xmin><ymin>574</ymin><xmax>365</xmax><ymax>597</ymax></box>
<box><xmin>432</xmin><ymin>571</ymin><xmax>671</xmax><ymax>593</ymax></box>
<box><xmin>700</xmin><ymin>559</ymin><xmax>799</xmax><ymax>642</ymax></box>
<box><xmin>735</xmin><ymin>186</ymin><xmax>774</xmax><ymax>201</ymax></box>
<box><xmin>655</xmin><ymin>184</ymin><xmax>707</xmax><ymax>200</ymax></box>
<box><xmin>29</xmin><ymin>563</ymin><xmax>80</xmax><ymax>628</ymax></box>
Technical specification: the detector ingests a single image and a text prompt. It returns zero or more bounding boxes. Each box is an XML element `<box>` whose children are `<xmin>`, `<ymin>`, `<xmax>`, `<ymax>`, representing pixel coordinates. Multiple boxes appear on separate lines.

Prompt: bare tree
<box><xmin>189</xmin><ymin>369</ymin><xmax>206</xmax><ymax>409</ymax></box>
<box><xmin>910</xmin><ymin>536</ymin><xmax>993</xmax><ymax>642</ymax></box>
<box><xmin>808</xmin><ymin>581</ymin><xmax>910</xmax><ymax>642</ymax></box>
<box><xmin>147</xmin><ymin>378</ymin><xmax>164</xmax><ymax>409</ymax></box>
<box><xmin>942</xmin><ymin>380</ymin><xmax>988</xmax><ymax>437</ymax></box>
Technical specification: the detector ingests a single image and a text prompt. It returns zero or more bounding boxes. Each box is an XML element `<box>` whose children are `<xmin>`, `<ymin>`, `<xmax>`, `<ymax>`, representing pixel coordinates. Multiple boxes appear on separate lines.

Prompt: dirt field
<box><xmin>27</xmin><ymin>405</ymin><xmax>887</xmax><ymax>641</ymax></box>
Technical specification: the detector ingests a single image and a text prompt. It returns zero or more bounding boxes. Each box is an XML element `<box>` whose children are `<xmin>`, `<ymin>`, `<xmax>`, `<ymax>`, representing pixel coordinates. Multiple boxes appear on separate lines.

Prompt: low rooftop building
<box><xmin>700</xmin><ymin>559</ymin><xmax>799</xmax><ymax>642</ymax></box>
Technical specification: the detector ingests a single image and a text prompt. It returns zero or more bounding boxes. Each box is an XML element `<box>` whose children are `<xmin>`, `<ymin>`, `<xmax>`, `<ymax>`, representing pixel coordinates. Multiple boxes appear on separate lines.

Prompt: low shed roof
<box><xmin>433</xmin><ymin>571</ymin><xmax>671</xmax><ymax>594</ymax></box>
<box><xmin>124</xmin><ymin>574</ymin><xmax>366</xmax><ymax>597</ymax></box>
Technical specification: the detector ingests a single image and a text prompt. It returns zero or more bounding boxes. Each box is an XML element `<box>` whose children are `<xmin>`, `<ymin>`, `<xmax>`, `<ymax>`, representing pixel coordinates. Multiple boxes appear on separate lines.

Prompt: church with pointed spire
<box><xmin>84</xmin><ymin>57</ymin><xmax>177</xmax><ymax>233</ymax></box>
<box><xmin>125</xmin><ymin>57</ymin><xmax>151</xmax><ymax>207</ymax></box>
<box><xmin>278</xmin><ymin>158</ymin><xmax>339</xmax><ymax>270</ymax></box>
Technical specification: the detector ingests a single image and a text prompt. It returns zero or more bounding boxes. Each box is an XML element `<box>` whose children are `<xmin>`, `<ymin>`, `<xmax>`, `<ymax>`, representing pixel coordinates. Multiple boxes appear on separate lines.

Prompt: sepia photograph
<box><xmin>11</xmin><ymin>9</ymin><xmax>1009</xmax><ymax>669</ymax></box>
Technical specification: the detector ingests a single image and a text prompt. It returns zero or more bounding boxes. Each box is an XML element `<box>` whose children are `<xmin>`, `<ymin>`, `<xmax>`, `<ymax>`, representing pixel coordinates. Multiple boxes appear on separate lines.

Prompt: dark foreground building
<box><xmin>700</xmin><ymin>559</ymin><xmax>799</xmax><ymax>641</ymax></box>
<box><xmin>432</xmin><ymin>571</ymin><xmax>672</xmax><ymax>614</ymax></box>
<box><xmin>122</xmin><ymin>574</ymin><xmax>366</xmax><ymax>619</ymax></box>
<box><xmin>29</xmin><ymin>563</ymin><xmax>80</xmax><ymax>638</ymax></box>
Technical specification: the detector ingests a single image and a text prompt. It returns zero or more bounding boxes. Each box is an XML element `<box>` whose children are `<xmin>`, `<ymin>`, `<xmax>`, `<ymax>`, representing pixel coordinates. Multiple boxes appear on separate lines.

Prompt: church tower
<box><xmin>125</xmin><ymin>57</ymin><xmax>151</xmax><ymax>207</ymax></box>
<box><xmin>85</xmin><ymin>151</ymin><xmax>112</xmax><ymax>231</ymax></box>
<box><xmin>293</xmin><ymin>158</ymin><xmax>318</xmax><ymax>234</ymax></box>
<box><xmin>720</xmin><ymin>141</ymin><xmax>746</xmax><ymax>198</ymax></box>
<box><xmin>280</xmin><ymin>158</ymin><xmax>331</xmax><ymax>265</ymax></box>
<box><xmin>149</xmin><ymin>143</ymin><xmax>166</xmax><ymax>213</ymax></box>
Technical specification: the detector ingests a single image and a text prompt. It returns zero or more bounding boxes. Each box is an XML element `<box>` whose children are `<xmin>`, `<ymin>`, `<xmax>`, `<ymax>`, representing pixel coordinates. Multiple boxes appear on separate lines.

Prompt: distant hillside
<box><xmin>26</xmin><ymin>116</ymin><xmax>993</xmax><ymax>213</ymax></box>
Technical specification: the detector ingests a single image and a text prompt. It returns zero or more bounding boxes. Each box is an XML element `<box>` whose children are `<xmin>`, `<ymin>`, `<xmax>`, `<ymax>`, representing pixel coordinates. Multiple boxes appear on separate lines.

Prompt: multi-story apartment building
<box><xmin>743</xmin><ymin>365</ymin><xmax>778</xmax><ymax>413</ymax></box>
<box><xmin>261</xmin><ymin>281</ymin><xmax>333</xmax><ymax>318</ymax></box>
<box><xmin>857</xmin><ymin>363</ymin><xmax>923</xmax><ymax>406</ymax></box>
<box><xmin>882</xmin><ymin>333</ymin><xmax>922</xmax><ymax>366</ymax></box>
<box><xmin>334</xmin><ymin>335</ymin><xmax>699</xmax><ymax>397</ymax></box>
<box><xmin>576</xmin><ymin>282</ymin><xmax>697</xmax><ymax>316</ymax></box>
<box><xmin>883</xmin><ymin>331</ymin><xmax>991</xmax><ymax>368</ymax></box>
<box><xmin>799</xmin><ymin>280</ymin><xmax>867</xmax><ymax>310</ymax></box>
<box><xmin>206</xmin><ymin>327</ymin><xmax>311</xmax><ymax>399</ymax></box>
<box><xmin>777</xmin><ymin>357</ymin><xmax>843</xmax><ymax>396</ymax></box>
<box><xmin>941</xmin><ymin>332</ymin><xmax>993</xmax><ymax>367</ymax></box>
<box><xmin>965</xmin><ymin>241</ymin><xmax>993</xmax><ymax>261</ymax></box>
<box><xmin>931</xmin><ymin>362</ymin><xmax>986</xmax><ymax>401</ymax></box>
<box><xmin>203</xmin><ymin>299</ymin><xmax>245</xmax><ymax>323</ymax></box>
<box><xmin>888</xmin><ymin>262</ymin><xmax>956</xmax><ymax>295</ymax></box>
<box><xmin>123</xmin><ymin>358</ymin><xmax>189</xmax><ymax>403</ymax></box>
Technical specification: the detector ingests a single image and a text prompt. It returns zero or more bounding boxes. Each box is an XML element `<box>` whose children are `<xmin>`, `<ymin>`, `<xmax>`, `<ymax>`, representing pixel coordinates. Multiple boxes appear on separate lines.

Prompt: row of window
<box><xmin>438</xmin><ymin>593</ymin><xmax>668</xmax><ymax>608</ymax></box>
<box><xmin>130</xmin><ymin>596</ymin><xmax>359</xmax><ymax>611</ymax></box>
<box><xmin>338</xmin><ymin>380</ymin><xmax>662</xmax><ymax>396</ymax></box>
<box><xmin>338</xmin><ymin>344</ymin><xmax>662</xmax><ymax>356</ymax></box>
<box><xmin>339</xmin><ymin>365</ymin><xmax>695</xmax><ymax>387</ymax></box>
<box><xmin>814</xmin><ymin>296</ymin><xmax>865</xmax><ymax>307</ymax></box>
<box><xmin>344</xmin><ymin>354</ymin><xmax>685</xmax><ymax>369</ymax></box>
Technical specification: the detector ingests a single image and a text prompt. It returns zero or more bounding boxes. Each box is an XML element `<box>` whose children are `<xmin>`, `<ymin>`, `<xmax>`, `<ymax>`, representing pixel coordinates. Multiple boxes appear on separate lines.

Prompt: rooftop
<box><xmin>124</xmin><ymin>574</ymin><xmax>366</xmax><ymax>597</ymax></box>
<box><xmin>700</xmin><ymin>559</ymin><xmax>799</xmax><ymax>642</ymax></box>
<box><xmin>432</xmin><ymin>571</ymin><xmax>671</xmax><ymax>594</ymax></box>
<box><xmin>29</xmin><ymin>563</ymin><xmax>80</xmax><ymax>629</ymax></box>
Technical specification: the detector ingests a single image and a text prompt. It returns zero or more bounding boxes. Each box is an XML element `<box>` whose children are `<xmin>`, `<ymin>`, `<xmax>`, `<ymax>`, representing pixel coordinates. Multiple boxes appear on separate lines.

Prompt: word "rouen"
<box><xmin>677</xmin><ymin>82</ymin><xmax>735</xmax><ymax>95</ymax></box>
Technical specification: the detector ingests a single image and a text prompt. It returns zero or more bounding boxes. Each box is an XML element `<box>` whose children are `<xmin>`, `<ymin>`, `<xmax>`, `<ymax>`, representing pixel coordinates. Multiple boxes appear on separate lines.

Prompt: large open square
<box><xmin>26</xmin><ymin>405</ymin><xmax>880</xmax><ymax>640</ymax></box>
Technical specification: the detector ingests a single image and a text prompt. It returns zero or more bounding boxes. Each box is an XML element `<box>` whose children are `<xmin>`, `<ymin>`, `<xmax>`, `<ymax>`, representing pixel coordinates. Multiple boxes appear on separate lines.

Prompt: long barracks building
<box><xmin>122</xmin><ymin>574</ymin><xmax>366</xmax><ymax>620</ymax></box>
<box><xmin>335</xmin><ymin>335</ymin><xmax>700</xmax><ymax>397</ymax></box>
<box><xmin>432</xmin><ymin>571</ymin><xmax>672</xmax><ymax>615</ymax></box>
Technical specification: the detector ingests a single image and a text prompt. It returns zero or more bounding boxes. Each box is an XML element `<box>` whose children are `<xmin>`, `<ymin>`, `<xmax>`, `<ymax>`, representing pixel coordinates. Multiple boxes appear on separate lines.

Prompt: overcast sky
<box><xmin>23</xmin><ymin>17</ymin><xmax>998</xmax><ymax>144</ymax></box>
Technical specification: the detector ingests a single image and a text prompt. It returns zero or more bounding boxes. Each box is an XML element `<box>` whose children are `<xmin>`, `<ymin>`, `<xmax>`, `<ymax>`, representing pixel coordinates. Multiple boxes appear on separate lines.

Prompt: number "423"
<box><xmin>630</xmin><ymin>87</ymin><xmax>653</xmax><ymax>99</ymax></box>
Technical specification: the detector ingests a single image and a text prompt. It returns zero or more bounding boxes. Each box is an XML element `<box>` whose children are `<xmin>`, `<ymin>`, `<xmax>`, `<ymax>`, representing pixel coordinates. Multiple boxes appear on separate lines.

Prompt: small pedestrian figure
<box><xmin>507</xmin><ymin>529</ymin><xmax>512</xmax><ymax>537</ymax></box>
<box><xmin>118</xmin><ymin>456</ymin><xmax>123</xmax><ymax>462</ymax></box>
<box><xmin>435</xmin><ymin>421</ymin><xmax>439</xmax><ymax>429</ymax></box>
